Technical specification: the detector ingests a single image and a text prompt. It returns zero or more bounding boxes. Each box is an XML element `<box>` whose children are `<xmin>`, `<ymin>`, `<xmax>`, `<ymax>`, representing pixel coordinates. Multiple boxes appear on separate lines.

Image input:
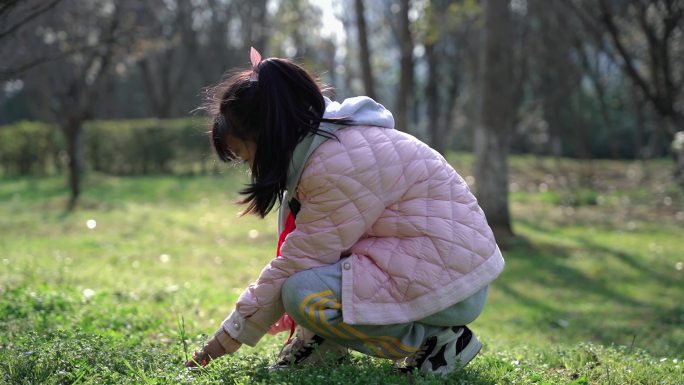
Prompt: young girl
<box><xmin>185</xmin><ymin>48</ymin><xmax>505</xmax><ymax>375</ymax></box>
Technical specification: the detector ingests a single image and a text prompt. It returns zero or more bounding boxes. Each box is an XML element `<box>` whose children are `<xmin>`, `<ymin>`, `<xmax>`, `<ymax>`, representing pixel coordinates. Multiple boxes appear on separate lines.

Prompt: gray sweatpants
<box><xmin>281</xmin><ymin>259</ymin><xmax>489</xmax><ymax>359</ymax></box>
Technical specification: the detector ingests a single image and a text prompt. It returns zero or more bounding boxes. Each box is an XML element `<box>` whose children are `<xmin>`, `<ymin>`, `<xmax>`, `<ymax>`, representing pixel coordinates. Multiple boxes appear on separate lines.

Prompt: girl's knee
<box><xmin>281</xmin><ymin>270</ymin><xmax>312</xmax><ymax>316</ymax></box>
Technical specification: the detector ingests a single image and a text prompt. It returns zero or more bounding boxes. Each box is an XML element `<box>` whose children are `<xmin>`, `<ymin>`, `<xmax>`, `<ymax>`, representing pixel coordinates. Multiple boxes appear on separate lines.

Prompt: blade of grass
<box><xmin>177</xmin><ymin>314</ymin><xmax>189</xmax><ymax>363</ymax></box>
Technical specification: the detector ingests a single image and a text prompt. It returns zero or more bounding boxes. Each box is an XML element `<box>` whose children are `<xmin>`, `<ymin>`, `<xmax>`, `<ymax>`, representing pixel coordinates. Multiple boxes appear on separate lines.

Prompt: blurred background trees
<box><xmin>1</xmin><ymin>0</ymin><xmax>683</xmax><ymax>239</ymax></box>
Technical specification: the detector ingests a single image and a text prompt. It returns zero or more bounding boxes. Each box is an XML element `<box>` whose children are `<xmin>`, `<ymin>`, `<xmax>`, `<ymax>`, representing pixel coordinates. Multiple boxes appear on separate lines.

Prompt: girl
<box><xmin>186</xmin><ymin>48</ymin><xmax>505</xmax><ymax>375</ymax></box>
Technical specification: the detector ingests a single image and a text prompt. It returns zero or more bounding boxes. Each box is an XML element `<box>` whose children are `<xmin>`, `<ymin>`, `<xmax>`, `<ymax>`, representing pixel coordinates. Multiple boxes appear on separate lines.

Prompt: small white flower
<box><xmin>248</xmin><ymin>229</ymin><xmax>259</xmax><ymax>239</ymax></box>
<box><xmin>86</xmin><ymin>219</ymin><xmax>97</xmax><ymax>229</ymax></box>
<box><xmin>82</xmin><ymin>288</ymin><xmax>96</xmax><ymax>299</ymax></box>
<box><xmin>159</xmin><ymin>254</ymin><xmax>170</xmax><ymax>263</ymax></box>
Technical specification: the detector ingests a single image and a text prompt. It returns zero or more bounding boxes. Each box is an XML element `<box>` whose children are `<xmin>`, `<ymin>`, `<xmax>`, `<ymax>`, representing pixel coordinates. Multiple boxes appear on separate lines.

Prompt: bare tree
<box><xmin>22</xmin><ymin>1</ymin><xmax>142</xmax><ymax>209</ymax></box>
<box><xmin>340</xmin><ymin>5</ymin><xmax>359</xmax><ymax>98</ymax></box>
<box><xmin>236</xmin><ymin>0</ymin><xmax>269</xmax><ymax>52</ymax></box>
<box><xmin>0</xmin><ymin>0</ymin><xmax>92</xmax><ymax>80</ymax></box>
<box><xmin>273</xmin><ymin>0</ymin><xmax>325</xmax><ymax>59</ymax></box>
<box><xmin>135</xmin><ymin>0</ymin><xmax>196</xmax><ymax>118</ymax></box>
<box><xmin>424</xmin><ymin>36</ymin><xmax>441</xmax><ymax>151</ymax></box>
<box><xmin>527</xmin><ymin>0</ymin><xmax>577</xmax><ymax>157</ymax></box>
<box><xmin>0</xmin><ymin>0</ymin><xmax>63</xmax><ymax>41</ymax></box>
<box><xmin>136</xmin><ymin>0</ymin><xmax>269</xmax><ymax>118</ymax></box>
<box><xmin>355</xmin><ymin>0</ymin><xmax>376</xmax><ymax>99</ymax></box>
<box><xmin>423</xmin><ymin>0</ymin><xmax>461</xmax><ymax>153</ymax></box>
<box><xmin>395</xmin><ymin>0</ymin><xmax>414</xmax><ymax>132</ymax></box>
<box><xmin>474</xmin><ymin>0</ymin><xmax>515</xmax><ymax>243</ymax></box>
<box><xmin>561</xmin><ymin>0</ymin><xmax>684</xmax><ymax>165</ymax></box>
<box><xmin>574</xmin><ymin>39</ymin><xmax>621</xmax><ymax>158</ymax></box>
<box><xmin>598</xmin><ymin>0</ymin><xmax>683</xmax><ymax>132</ymax></box>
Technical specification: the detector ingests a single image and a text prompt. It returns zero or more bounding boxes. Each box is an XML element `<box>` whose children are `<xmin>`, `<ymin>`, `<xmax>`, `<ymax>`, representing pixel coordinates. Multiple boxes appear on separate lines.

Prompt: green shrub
<box><xmin>85</xmin><ymin>118</ymin><xmax>213</xmax><ymax>175</ymax></box>
<box><xmin>0</xmin><ymin>118</ymin><xmax>216</xmax><ymax>176</ymax></box>
<box><xmin>0</xmin><ymin>121</ymin><xmax>63</xmax><ymax>176</ymax></box>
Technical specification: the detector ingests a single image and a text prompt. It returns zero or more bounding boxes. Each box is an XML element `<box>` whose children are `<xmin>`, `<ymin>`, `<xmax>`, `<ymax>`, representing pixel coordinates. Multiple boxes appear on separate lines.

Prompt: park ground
<box><xmin>0</xmin><ymin>155</ymin><xmax>683</xmax><ymax>384</ymax></box>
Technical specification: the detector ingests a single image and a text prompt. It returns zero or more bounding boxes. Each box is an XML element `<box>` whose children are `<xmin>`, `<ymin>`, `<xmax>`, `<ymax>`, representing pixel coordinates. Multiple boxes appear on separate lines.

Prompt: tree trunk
<box><xmin>395</xmin><ymin>0</ymin><xmax>414</xmax><ymax>133</ymax></box>
<box><xmin>474</xmin><ymin>0</ymin><xmax>514</xmax><ymax>244</ymax></box>
<box><xmin>341</xmin><ymin>12</ymin><xmax>356</xmax><ymax>98</ymax></box>
<box><xmin>634</xmin><ymin>96</ymin><xmax>646</xmax><ymax>160</ymax></box>
<box><xmin>323</xmin><ymin>40</ymin><xmax>338</xmax><ymax>95</ymax></box>
<box><xmin>63</xmin><ymin>120</ymin><xmax>84</xmax><ymax>210</ymax></box>
<box><xmin>354</xmin><ymin>0</ymin><xmax>375</xmax><ymax>99</ymax></box>
<box><xmin>425</xmin><ymin>41</ymin><xmax>442</xmax><ymax>153</ymax></box>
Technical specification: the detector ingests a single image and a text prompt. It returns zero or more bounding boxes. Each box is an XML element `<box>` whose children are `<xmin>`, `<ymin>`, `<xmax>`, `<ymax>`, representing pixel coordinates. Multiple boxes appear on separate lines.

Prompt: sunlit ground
<box><xmin>1</xmin><ymin>155</ymin><xmax>682</xmax><ymax>384</ymax></box>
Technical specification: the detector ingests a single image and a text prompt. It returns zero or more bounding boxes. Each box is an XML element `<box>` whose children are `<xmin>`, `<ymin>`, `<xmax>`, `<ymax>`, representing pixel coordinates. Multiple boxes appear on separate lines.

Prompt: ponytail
<box><xmin>208</xmin><ymin>57</ymin><xmax>349</xmax><ymax>217</ymax></box>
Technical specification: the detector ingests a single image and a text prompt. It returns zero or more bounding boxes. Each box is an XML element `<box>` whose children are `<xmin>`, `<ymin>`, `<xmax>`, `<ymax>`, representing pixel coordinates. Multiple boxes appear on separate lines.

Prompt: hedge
<box><xmin>0</xmin><ymin>118</ymin><xmax>217</xmax><ymax>177</ymax></box>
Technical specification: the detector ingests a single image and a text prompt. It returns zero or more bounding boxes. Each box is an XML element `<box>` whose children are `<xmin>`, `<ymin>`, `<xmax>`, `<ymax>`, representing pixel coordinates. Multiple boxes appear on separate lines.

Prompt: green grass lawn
<box><xmin>1</xmin><ymin>156</ymin><xmax>683</xmax><ymax>384</ymax></box>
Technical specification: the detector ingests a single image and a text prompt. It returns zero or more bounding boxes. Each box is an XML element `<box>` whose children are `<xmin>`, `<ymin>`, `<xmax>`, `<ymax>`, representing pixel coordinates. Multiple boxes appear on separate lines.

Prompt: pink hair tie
<box><xmin>249</xmin><ymin>47</ymin><xmax>262</xmax><ymax>82</ymax></box>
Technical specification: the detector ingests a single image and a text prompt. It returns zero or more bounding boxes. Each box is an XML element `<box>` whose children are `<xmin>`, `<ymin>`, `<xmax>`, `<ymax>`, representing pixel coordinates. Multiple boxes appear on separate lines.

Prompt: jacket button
<box><xmin>233</xmin><ymin>322</ymin><xmax>241</xmax><ymax>330</ymax></box>
<box><xmin>343</xmin><ymin>262</ymin><xmax>351</xmax><ymax>270</ymax></box>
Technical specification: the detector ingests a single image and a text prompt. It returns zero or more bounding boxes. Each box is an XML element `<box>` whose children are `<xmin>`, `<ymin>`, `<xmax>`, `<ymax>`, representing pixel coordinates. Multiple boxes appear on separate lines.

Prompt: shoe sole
<box><xmin>455</xmin><ymin>333</ymin><xmax>482</xmax><ymax>369</ymax></box>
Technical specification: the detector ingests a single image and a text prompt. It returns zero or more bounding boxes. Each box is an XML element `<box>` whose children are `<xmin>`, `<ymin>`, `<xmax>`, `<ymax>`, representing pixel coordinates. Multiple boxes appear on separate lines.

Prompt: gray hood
<box><xmin>282</xmin><ymin>96</ymin><xmax>395</xmax><ymax>223</ymax></box>
<box><xmin>323</xmin><ymin>96</ymin><xmax>394</xmax><ymax>129</ymax></box>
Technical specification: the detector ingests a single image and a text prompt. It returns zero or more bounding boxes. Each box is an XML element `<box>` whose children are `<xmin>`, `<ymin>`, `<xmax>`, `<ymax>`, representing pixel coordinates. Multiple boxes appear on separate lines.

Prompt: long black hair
<box><xmin>206</xmin><ymin>57</ymin><xmax>349</xmax><ymax>217</ymax></box>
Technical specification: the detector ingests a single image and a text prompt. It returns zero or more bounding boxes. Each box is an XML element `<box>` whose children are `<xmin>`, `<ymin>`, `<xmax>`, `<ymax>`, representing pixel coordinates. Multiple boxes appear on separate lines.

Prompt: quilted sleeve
<box><xmin>220</xmin><ymin>164</ymin><xmax>386</xmax><ymax>346</ymax></box>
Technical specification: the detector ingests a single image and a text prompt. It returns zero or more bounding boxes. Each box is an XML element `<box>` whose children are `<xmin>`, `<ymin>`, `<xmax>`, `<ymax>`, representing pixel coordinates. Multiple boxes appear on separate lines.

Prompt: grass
<box><xmin>1</xmin><ymin>156</ymin><xmax>683</xmax><ymax>384</ymax></box>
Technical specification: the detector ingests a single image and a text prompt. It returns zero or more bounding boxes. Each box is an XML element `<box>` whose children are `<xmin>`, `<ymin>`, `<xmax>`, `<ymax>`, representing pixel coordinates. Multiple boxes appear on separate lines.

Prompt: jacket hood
<box><xmin>323</xmin><ymin>96</ymin><xmax>394</xmax><ymax>129</ymax></box>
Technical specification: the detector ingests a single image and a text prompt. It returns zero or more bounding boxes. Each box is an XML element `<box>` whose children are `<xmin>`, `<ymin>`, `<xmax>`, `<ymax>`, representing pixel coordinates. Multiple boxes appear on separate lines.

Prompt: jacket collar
<box><xmin>286</xmin><ymin>122</ymin><xmax>340</xmax><ymax>195</ymax></box>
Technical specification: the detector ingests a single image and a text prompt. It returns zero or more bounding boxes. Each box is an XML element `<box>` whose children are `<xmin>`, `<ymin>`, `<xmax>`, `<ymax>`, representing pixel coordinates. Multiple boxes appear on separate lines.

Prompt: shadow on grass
<box><xmin>502</xmin><ymin>232</ymin><xmax>644</xmax><ymax>307</ymax></box>
<box><xmin>496</xmin><ymin>221</ymin><xmax>683</xmax><ymax>355</ymax></box>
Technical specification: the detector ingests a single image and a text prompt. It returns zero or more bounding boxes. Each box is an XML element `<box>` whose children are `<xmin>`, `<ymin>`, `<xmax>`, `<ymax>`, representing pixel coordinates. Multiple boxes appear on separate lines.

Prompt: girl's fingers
<box><xmin>185</xmin><ymin>351</ymin><xmax>210</xmax><ymax>368</ymax></box>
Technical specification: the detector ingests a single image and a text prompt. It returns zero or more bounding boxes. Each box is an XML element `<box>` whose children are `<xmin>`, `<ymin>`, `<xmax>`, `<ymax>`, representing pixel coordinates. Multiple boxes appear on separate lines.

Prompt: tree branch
<box><xmin>0</xmin><ymin>0</ymin><xmax>63</xmax><ymax>40</ymax></box>
<box><xmin>555</xmin><ymin>0</ymin><xmax>605</xmax><ymax>42</ymax></box>
<box><xmin>0</xmin><ymin>0</ymin><xmax>22</xmax><ymax>19</ymax></box>
<box><xmin>0</xmin><ymin>30</ymin><xmax>127</xmax><ymax>81</ymax></box>
<box><xmin>597</xmin><ymin>0</ymin><xmax>658</xmax><ymax>107</ymax></box>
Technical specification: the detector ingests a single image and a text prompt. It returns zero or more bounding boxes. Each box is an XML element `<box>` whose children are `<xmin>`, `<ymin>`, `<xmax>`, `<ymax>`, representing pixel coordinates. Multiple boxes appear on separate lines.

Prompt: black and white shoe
<box><xmin>400</xmin><ymin>326</ymin><xmax>482</xmax><ymax>375</ymax></box>
<box><xmin>269</xmin><ymin>327</ymin><xmax>348</xmax><ymax>371</ymax></box>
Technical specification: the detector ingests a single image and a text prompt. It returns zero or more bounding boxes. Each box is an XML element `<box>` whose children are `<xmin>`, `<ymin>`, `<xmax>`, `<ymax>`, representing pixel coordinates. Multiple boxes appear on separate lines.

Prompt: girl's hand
<box><xmin>185</xmin><ymin>333</ymin><xmax>242</xmax><ymax>368</ymax></box>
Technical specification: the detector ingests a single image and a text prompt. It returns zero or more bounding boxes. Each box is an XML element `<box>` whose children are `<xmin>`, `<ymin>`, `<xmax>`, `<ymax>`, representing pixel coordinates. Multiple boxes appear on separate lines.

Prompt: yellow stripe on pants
<box><xmin>298</xmin><ymin>290</ymin><xmax>419</xmax><ymax>358</ymax></box>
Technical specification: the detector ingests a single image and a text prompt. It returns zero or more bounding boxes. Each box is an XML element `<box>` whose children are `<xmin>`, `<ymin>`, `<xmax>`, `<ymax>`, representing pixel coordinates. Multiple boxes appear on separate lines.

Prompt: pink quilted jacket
<box><xmin>220</xmin><ymin>122</ymin><xmax>505</xmax><ymax>346</ymax></box>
